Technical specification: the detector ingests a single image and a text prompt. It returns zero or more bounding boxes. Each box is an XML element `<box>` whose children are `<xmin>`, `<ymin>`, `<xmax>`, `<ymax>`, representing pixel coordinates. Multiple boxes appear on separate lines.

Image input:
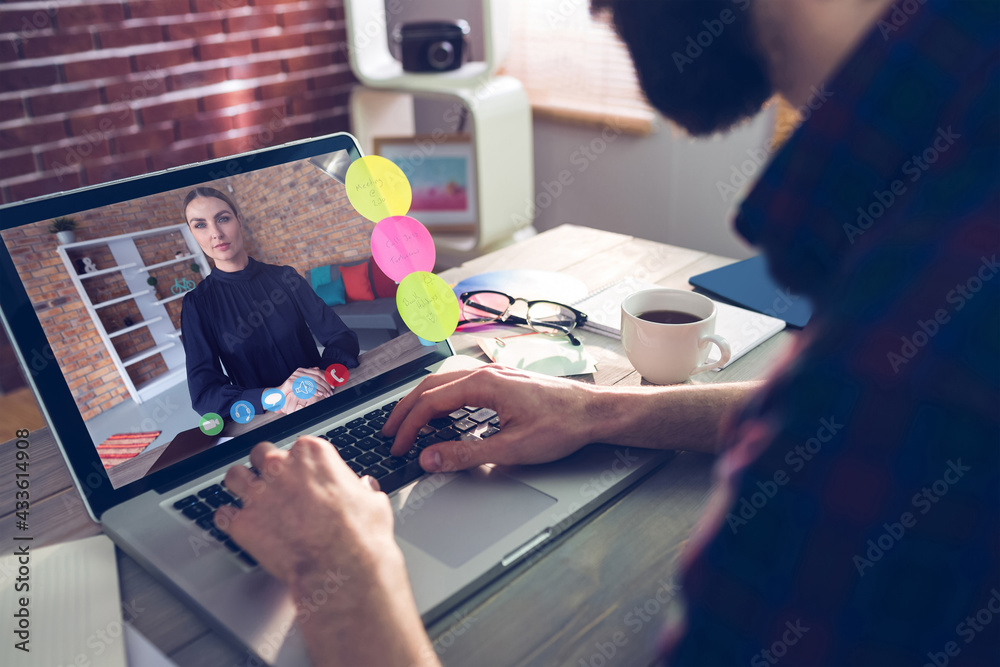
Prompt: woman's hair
<box><xmin>183</xmin><ymin>187</ymin><xmax>242</xmax><ymax>222</ymax></box>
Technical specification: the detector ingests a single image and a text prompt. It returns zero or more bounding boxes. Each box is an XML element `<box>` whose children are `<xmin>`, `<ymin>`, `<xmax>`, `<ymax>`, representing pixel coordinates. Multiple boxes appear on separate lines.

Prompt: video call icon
<box><xmin>292</xmin><ymin>377</ymin><xmax>316</xmax><ymax>400</ymax></box>
<box><xmin>261</xmin><ymin>388</ymin><xmax>286</xmax><ymax>412</ymax></box>
<box><xmin>325</xmin><ymin>363</ymin><xmax>349</xmax><ymax>387</ymax></box>
<box><xmin>199</xmin><ymin>413</ymin><xmax>224</xmax><ymax>436</ymax></box>
<box><xmin>230</xmin><ymin>400</ymin><xmax>255</xmax><ymax>424</ymax></box>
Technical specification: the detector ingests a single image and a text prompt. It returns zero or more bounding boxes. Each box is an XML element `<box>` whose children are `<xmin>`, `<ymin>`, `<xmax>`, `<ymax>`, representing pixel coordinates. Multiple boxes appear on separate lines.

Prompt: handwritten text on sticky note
<box><xmin>396</xmin><ymin>271</ymin><xmax>459</xmax><ymax>342</ymax></box>
<box><xmin>345</xmin><ymin>155</ymin><xmax>412</xmax><ymax>222</ymax></box>
<box><xmin>371</xmin><ymin>215</ymin><xmax>435</xmax><ymax>282</ymax></box>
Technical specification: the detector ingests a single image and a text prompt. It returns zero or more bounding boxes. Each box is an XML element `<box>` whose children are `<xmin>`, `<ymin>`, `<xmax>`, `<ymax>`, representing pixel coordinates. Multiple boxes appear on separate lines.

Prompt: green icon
<box><xmin>200</xmin><ymin>413</ymin><xmax>224</xmax><ymax>435</ymax></box>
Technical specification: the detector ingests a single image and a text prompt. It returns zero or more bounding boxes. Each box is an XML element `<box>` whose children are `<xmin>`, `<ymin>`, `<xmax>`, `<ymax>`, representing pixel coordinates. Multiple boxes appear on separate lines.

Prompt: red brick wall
<box><xmin>234</xmin><ymin>160</ymin><xmax>373</xmax><ymax>274</ymax></box>
<box><xmin>0</xmin><ymin>0</ymin><xmax>353</xmax><ymax>205</ymax></box>
<box><xmin>1</xmin><ymin>159</ymin><xmax>368</xmax><ymax>420</ymax></box>
<box><xmin>3</xmin><ymin>222</ymin><xmax>132</xmax><ymax>419</ymax></box>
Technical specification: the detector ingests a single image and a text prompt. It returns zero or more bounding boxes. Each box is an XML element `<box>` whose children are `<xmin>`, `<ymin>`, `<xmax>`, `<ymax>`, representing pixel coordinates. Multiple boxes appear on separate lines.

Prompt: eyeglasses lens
<box><xmin>528</xmin><ymin>302</ymin><xmax>577</xmax><ymax>334</ymax></box>
<box><xmin>462</xmin><ymin>292</ymin><xmax>511</xmax><ymax>323</ymax></box>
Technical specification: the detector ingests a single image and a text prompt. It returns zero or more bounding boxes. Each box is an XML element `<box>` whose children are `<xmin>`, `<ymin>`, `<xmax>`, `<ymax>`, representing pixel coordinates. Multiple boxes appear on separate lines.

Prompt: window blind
<box><xmin>501</xmin><ymin>0</ymin><xmax>656</xmax><ymax>135</ymax></box>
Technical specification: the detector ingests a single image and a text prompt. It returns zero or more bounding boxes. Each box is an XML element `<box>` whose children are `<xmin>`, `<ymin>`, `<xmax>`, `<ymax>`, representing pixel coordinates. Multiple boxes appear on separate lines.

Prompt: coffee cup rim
<box><xmin>621</xmin><ymin>288</ymin><xmax>716</xmax><ymax>325</ymax></box>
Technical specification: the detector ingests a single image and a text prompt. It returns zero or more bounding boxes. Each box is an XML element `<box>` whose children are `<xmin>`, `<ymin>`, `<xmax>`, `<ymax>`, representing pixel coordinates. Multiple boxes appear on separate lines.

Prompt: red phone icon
<box><xmin>325</xmin><ymin>364</ymin><xmax>349</xmax><ymax>387</ymax></box>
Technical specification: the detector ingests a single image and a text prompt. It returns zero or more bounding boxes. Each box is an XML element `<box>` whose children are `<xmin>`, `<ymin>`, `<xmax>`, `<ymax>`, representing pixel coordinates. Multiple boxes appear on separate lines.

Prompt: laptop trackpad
<box><xmin>394</xmin><ymin>468</ymin><xmax>557</xmax><ymax>568</ymax></box>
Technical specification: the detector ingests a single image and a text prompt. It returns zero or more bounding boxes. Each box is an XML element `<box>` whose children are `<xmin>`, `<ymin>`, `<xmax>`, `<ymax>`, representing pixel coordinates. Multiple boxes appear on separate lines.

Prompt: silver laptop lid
<box><xmin>0</xmin><ymin>132</ymin><xmax>452</xmax><ymax>521</ymax></box>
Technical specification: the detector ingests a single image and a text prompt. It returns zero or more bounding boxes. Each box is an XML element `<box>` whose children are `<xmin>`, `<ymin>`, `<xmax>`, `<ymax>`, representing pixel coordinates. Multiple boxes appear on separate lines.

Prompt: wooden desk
<box><xmin>0</xmin><ymin>225</ymin><xmax>793</xmax><ymax>666</ymax></box>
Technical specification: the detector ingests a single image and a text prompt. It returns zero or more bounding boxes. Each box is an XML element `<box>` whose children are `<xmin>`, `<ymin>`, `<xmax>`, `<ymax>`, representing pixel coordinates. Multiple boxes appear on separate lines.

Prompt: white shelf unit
<box><xmin>345</xmin><ymin>0</ymin><xmax>536</xmax><ymax>265</ymax></box>
<box><xmin>344</xmin><ymin>0</ymin><xmax>509</xmax><ymax>89</ymax></box>
<box><xmin>55</xmin><ymin>224</ymin><xmax>211</xmax><ymax>404</ymax></box>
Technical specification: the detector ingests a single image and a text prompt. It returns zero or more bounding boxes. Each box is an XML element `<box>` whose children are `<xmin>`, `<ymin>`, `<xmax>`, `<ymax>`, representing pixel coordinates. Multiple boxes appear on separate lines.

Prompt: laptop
<box><xmin>0</xmin><ymin>133</ymin><xmax>670</xmax><ymax>665</ymax></box>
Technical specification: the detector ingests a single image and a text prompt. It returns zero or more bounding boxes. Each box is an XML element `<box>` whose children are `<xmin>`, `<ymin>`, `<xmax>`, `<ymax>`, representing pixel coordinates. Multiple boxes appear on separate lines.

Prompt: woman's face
<box><xmin>185</xmin><ymin>196</ymin><xmax>246</xmax><ymax>268</ymax></box>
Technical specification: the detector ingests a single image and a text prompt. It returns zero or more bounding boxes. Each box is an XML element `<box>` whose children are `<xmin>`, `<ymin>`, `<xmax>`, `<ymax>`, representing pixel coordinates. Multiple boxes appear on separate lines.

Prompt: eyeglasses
<box><xmin>458</xmin><ymin>290</ymin><xmax>588</xmax><ymax>345</ymax></box>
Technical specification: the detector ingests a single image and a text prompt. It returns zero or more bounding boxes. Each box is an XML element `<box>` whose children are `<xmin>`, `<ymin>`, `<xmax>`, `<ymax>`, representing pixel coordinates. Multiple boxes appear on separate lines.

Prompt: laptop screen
<box><xmin>0</xmin><ymin>134</ymin><xmax>449</xmax><ymax>512</ymax></box>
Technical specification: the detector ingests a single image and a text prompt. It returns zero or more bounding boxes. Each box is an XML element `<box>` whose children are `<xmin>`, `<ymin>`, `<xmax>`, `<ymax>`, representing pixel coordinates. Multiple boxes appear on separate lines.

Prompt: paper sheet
<box><xmin>706</xmin><ymin>300</ymin><xmax>787</xmax><ymax>367</ymax></box>
<box><xmin>0</xmin><ymin>534</ymin><xmax>126</xmax><ymax>667</ymax></box>
<box><xmin>478</xmin><ymin>334</ymin><xmax>598</xmax><ymax>377</ymax></box>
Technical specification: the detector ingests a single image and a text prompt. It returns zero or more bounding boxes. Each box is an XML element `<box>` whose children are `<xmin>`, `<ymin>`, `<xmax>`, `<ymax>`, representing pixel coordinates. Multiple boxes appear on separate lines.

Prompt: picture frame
<box><xmin>373</xmin><ymin>134</ymin><xmax>476</xmax><ymax>232</ymax></box>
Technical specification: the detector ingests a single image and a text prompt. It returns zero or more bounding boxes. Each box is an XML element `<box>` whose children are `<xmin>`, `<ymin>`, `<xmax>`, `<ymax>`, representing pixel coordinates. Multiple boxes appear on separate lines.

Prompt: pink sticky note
<box><xmin>370</xmin><ymin>215</ymin><xmax>436</xmax><ymax>283</ymax></box>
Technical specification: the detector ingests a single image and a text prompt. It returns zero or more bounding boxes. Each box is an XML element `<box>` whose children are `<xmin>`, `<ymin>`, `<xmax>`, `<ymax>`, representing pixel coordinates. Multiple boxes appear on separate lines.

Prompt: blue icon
<box><xmin>261</xmin><ymin>388</ymin><xmax>286</xmax><ymax>412</ymax></box>
<box><xmin>292</xmin><ymin>377</ymin><xmax>316</xmax><ymax>400</ymax></box>
<box><xmin>230</xmin><ymin>400</ymin><xmax>255</xmax><ymax>424</ymax></box>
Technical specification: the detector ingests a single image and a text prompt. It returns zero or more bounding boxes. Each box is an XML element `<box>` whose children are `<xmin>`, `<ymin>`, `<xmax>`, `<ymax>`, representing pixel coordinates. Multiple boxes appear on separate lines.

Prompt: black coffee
<box><xmin>637</xmin><ymin>309</ymin><xmax>703</xmax><ymax>325</ymax></box>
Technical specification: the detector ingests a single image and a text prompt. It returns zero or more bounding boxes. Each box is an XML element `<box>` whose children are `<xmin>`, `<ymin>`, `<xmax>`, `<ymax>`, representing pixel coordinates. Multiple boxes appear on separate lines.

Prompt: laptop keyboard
<box><xmin>169</xmin><ymin>400</ymin><xmax>501</xmax><ymax>568</ymax></box>
<box><xmin>316</xmin><ymin>400</ymin><xmax>500</xmax><ymax>491</ymax></box>
<box><xmin>172</xmin><ymin>483</ymin><xmax>257</xmax><ymax>567</ymax></box>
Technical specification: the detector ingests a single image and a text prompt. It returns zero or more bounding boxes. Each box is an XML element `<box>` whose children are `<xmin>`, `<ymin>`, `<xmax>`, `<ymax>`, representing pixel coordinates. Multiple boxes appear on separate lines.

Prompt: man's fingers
<box><xmin>290</xmin><ymin>435</ymin><xmax>361</xmax><ymax>487</ymax></box>
<box><xmin>223</xmin><ymin>442</ymin><xmax>286</xmax><ymax>502</ymax></box>
<box><xmin>387</xmin><ymin>370</ymin><xmax>497</xmax><ymax>455</ymax></box>
<box><xmin>249</xmin><ymin>441</ymin><xmax>283</xmax><ymax>475</ymax></box>
<box><xmin>213</xmin><ymin>504</ymin><xmax>240</xmax><ymax>533</ymax></box>
<box><xmin>418</xmin><ymin>435</ymin><xmax>516</xmax><ymax>473</ymax></box>
<box><xmin>383</xmin><ymin>370</ymin><xmax>471</xmax><ymax>435</ymax></box>
<box><xmin>223</xmin><ymin>462</ymin><xmax>258</xmax><ymax>501</ymax></box>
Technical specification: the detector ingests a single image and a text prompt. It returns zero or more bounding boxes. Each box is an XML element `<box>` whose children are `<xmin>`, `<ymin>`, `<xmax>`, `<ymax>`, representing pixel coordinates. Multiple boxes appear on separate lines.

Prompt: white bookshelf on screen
<box><xmin>55</xmin><ymin>224</ymin><xmax>210</xmax><ymax>404</ymax></box>
<box><xmin>344</xmin><ymin>0</ymin><xmax>536</xmax><ymax>264</ymax></box>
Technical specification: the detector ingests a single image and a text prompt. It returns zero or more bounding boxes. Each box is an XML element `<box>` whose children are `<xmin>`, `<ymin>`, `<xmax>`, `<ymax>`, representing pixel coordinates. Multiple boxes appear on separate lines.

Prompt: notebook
<box><xmin>0</xmin><ymin>132</ymin><xmax>670</xmax><ymax>666</ymax></box>
<box><xmin>573</xmin><ymin>277</ymin><xmax>786</xmax><ymax>369</ymax></box>
<box><xmin>688</xmin><ymin>255</ymin><xmax>813</xmax><ymax>328</ymax></box>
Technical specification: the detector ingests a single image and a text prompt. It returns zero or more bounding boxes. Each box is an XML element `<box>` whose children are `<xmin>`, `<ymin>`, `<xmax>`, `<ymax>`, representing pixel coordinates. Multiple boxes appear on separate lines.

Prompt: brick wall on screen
<box><xmin>1</xmin><ymin>166</ymin><xmax>368</xmax><ymax>420</ymax></box>
<box><xmin>0</xmin><ymin>0</ymin><xmax>354</xmax><ymax>205</ymax></box>
<box><xmin>0</xmin><ymin>200</ymin><xmax>197</xmax><ymax>420</ymax></box>
<box><xmin>234</xmin><ymin>161</ymin><xmax>372</xmax><ymax>275</ymax></box>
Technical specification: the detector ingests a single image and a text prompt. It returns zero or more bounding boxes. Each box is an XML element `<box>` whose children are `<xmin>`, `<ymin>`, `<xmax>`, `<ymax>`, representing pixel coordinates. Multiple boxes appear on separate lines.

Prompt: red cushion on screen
<box><xmin>339</xmin><ymin>261</ymin><xmax>375</xmax><ymax>302</ymax></box>
<box><xmin>370</xmin><ymin>260</ymin><xmax>398</xmax><ymax>298</ymax></box>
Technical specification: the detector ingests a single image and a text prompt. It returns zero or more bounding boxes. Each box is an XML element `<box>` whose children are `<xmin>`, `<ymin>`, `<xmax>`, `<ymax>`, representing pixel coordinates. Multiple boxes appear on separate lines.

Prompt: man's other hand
<box><xmin>383</xmin><ymin>365</ymin><xmax>605</xmax><ymax>473</ymax></box>
<box><xmin>216</xmin><ymin>437</ymin><xmax>437</xmax><ymax>666</ymax></box>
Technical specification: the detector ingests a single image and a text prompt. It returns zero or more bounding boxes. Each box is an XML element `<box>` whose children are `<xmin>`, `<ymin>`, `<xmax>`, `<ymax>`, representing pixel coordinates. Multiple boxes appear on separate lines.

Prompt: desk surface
<box><xmin>0</xmin><ymin>225</ymin><xmax>792</xmax><ymax>666</ymax></box>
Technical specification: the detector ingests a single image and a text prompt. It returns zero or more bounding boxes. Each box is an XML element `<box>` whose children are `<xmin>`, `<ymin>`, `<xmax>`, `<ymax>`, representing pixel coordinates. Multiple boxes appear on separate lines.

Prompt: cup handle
<box><xmin>692</xmin><ymin>334</ymin><xmax>732</xmax><ymax>375</ymax></box>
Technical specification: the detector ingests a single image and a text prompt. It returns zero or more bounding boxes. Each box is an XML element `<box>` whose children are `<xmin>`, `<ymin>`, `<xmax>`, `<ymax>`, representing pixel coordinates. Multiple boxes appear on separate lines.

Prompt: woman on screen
<box><xmin>180</xmin><ymin>187</ymin><xmax>359</xmax><ymax>417</ymax></box>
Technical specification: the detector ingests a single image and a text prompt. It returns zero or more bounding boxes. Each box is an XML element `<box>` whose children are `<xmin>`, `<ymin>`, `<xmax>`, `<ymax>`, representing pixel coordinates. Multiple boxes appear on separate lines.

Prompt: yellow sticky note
<box><xmin>345</xmin><ymin>155</ymin><xmax>412</xmax><ymax>222</ymax></box>
<box><xmin>396</xmin><ymin>271</ymin><xmax>460</xmax><ymax>342</ymax></box>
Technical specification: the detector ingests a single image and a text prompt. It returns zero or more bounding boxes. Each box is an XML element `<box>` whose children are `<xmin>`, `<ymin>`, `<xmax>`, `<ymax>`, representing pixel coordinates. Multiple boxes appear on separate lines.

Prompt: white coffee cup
<box><xmin>620</xmin><ymin>289</ymin><xmax>732</xmax><ymax>384</ymax></box>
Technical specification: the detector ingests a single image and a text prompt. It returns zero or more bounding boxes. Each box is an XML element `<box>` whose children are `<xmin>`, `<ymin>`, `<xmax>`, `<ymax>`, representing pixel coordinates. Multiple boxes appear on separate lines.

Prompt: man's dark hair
<box><xmin>592</xmin><ymin>0</ymin><xmax>773</xmax><ymax>136</ymax></box>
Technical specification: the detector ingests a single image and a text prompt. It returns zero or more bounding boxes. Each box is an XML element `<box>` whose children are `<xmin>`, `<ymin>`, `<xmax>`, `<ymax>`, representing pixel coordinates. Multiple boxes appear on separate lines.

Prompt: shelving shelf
<box><xmin>108</xmin><ymin>317</ymin><xmax>164</xmax><ymax>339</ymax></box>
<box><xmin>55</xmin><ymin>223</ymin><xmax>211</xmax><ymax>404</ymax></box>
<box><xmin>134</xmin><ymin>367</ymin><xmax>186</xmax><ymax>403</ymax></box>
<box><xmin>154</xmin><ymin>292</ymin><xmax>189</xmax><ymax>306</ymax></box>
<box><xmin>78</xmin><ymin>262</ymin><xmax>138</xmax><ymax>280</ymax></box>
<box><xmin>93</xmin><ymin>290</ymin><xmax>151</xmax><ymax>309</ymax></box>
<box><xmin>122</xmin><ymin>342</ymin><xmax>177</xmax><ymax>368</ymax></box>
<box><xmin>136</xmin><ymin>254</ymin><xmax>196</xmax><ymax>273</ymax></box>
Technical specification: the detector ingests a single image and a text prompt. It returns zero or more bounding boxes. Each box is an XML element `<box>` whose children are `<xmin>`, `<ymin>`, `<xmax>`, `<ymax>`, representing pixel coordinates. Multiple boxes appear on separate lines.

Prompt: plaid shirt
<box><xmin>664</xmin><ymin>0</ymin><xmax>999</xmax><ymax>665</ymax></box>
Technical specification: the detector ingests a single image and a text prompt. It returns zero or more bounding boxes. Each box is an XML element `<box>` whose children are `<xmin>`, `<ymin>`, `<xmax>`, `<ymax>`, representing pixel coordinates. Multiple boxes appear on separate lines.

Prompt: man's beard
<box><xmin>594</xmin><ymin>0</ymin><xmax>773</xmax><ymax>136</ymax></box>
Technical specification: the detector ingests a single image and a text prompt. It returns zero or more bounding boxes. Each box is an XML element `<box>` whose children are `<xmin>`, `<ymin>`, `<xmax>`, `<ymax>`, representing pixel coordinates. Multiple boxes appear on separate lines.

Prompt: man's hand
<box><xmin>385</xmin><ymin>365</ymin><xmax>765</xmax><ymax>467</ymax></box>
<box><xmin>215</xmin><ymin>437</ymin><xmax>437</xmax><ymax>666</ymax></box>
<box><xmin>383</xmin><ymin>365</ymin><xmax>605</xmax><ymax>472</ymax></box>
